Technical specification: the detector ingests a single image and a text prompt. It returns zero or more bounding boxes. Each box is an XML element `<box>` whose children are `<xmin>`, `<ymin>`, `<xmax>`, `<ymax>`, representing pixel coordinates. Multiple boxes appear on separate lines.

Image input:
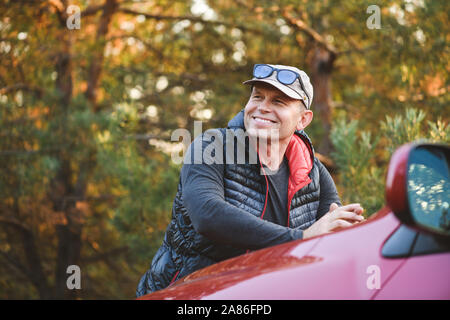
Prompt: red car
<box><xmin>139</xmin><ymin>143</ymin><xmax>450</xmax><ymax>300</ymax></box>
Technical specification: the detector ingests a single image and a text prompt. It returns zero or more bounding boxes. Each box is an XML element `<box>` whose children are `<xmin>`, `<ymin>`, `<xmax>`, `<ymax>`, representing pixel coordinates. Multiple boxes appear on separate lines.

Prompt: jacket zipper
<box><xmin>259</xmin><ymin>160</ymin><xmax>269</xmax><ymax>220</ymax></box>
<box><xmin>246</xmin><ymin>159</ymin><xmax>269</xmax><ymax>255</ymax></box>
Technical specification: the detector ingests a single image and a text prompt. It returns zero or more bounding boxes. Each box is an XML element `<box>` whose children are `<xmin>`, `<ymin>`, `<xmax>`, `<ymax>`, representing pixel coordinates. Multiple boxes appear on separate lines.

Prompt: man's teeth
<box><xmin>254</xmin><ymin>117</ymin><xmax>273</xmax><ymax>123</ymax></box>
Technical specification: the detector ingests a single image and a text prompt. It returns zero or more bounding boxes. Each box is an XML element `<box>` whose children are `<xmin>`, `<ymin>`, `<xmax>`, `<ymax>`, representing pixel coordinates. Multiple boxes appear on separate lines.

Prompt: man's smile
<box><xmin>252</xmin><ymin>116</ymin><xmax>277</xmax><ymax>125</ymax></box>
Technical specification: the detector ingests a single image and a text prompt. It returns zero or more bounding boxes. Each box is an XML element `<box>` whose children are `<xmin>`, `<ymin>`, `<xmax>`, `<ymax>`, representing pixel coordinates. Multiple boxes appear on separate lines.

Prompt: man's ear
<box><xmin>296</xmin><ymin>109</ymin><xmax>313</xmax><ymax>131</ymax></box>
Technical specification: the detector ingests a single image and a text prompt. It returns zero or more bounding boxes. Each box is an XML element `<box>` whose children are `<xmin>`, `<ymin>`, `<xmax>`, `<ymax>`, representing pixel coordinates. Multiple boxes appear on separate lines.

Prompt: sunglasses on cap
<box><xmin>253</xmin><ymin>64</ymin><xmax>311</xmax><ymax>107</ymax></box>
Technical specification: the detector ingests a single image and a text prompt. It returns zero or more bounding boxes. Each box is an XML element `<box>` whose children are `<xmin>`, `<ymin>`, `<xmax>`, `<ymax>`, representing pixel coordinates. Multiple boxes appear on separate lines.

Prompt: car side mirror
<box><xmin>386</xmin><ymin>143</ymin><xmax>450</xmax><ymax>237</ymax></box>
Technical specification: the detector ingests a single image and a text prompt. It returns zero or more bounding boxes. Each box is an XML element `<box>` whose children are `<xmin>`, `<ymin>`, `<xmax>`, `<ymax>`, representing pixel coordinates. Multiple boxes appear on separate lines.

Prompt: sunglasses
<box><xmin>253</xmin><ymin>64</ymin><xmax>310</xmax><ymax>107</ymax></box>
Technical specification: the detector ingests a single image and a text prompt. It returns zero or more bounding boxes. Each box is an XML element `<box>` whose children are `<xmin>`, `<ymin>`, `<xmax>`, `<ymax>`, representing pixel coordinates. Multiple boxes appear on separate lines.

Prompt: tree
<box><xmin>0</xmin><ymin>0</ymin><xmax>448</xmax><ymax>298</ymax></box>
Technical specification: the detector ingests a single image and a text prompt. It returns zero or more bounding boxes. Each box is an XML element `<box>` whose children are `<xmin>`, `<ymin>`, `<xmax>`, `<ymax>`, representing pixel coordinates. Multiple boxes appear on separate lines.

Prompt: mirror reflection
<box><xmin>407</xmin><ymin>146</ymin><xmax>450</xmax><ymax>235</ymax></box>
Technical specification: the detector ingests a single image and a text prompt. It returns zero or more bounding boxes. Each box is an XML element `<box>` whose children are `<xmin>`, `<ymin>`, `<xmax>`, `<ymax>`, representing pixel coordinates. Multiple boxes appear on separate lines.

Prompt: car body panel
<box><xmin>139</xmin><ymin>207</ymin><xmax>411</xmax><ymax>300</ymax></box>
<box><xmin>374</xmin><ymin>252</ymin><xmax>450</xmax><ymax>299</ymax></box>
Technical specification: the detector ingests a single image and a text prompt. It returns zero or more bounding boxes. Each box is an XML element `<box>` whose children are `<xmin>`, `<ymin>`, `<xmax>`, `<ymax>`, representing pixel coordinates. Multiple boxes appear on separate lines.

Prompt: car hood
<box><xmin>139</xmin><ymin>207</ymin><xmax>403</xmax><ymax>300</ymax></box>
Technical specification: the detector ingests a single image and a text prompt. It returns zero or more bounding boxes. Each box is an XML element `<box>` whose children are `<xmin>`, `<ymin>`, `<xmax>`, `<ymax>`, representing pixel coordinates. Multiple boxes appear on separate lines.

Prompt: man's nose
<box><xmin>257</xmin><ymin>99</ymin><xmax>272</xmax><ymax>112</ymax></box>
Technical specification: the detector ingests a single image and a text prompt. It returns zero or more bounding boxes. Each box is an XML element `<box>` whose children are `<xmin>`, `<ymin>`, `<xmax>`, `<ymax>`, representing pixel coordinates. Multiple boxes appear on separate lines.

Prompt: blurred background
<box><xmin>0</xmin><ymin>0</ymin><xmax>448</xmax><ymax>299</ymax></box>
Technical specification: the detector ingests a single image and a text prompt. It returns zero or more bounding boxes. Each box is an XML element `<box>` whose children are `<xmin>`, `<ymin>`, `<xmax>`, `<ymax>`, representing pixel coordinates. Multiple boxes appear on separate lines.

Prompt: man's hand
<box><xmin>303</xmin><ymin>203</ymin><xmax>365</xmax><ymax>240</ymax></box>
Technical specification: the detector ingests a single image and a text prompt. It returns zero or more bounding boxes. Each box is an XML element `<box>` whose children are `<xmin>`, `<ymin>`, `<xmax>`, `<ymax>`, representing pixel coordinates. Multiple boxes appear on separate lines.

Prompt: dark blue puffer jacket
<box><xmin>136</xmin><ymin>110</ymin><xmax>341</xmax><ymax>296</ymax></box>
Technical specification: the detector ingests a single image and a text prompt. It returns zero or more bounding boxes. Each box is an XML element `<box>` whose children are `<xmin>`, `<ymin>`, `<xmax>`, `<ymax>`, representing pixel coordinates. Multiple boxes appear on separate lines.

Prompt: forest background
<box><xmin>0</xmin><ymin>0</ymin><xmax>448</xmax><ymax>299</ymax></box>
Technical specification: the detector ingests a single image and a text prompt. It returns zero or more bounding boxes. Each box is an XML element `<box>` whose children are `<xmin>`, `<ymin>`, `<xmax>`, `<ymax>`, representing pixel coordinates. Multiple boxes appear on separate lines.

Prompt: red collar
<box><xmin>285</xmin><ymin>134</ymin><xmax>313</xmax><ymax>226</ymax></box>
<box><xmin>256</xmin><ymin>133</ymin><xmax>314</xmax><ymax>226</ymax></box>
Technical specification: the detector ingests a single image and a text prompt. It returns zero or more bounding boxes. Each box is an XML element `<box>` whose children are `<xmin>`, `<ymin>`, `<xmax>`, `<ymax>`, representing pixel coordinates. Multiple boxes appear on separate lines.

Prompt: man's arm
<box><xmin>180</xmin><ymin>135</ymin><xmax>303</xmax><ymax>250</ymax></box>
<box><xmin>316</xmin><ymin>159</ymin><xmax>342</xmax><ymax>219</ymax></box>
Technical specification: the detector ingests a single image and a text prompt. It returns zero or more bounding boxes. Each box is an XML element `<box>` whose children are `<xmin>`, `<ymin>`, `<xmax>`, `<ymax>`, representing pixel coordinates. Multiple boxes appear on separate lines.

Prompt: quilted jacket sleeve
<box><xmin>180</xmin><ymin>133</ymin><xmax>304</xmax><ymax>250</ymax></box>
<box><xmin>316</xmin><ymin>159</ymin><xmax>342</xmax><ymax>219</ymax></box>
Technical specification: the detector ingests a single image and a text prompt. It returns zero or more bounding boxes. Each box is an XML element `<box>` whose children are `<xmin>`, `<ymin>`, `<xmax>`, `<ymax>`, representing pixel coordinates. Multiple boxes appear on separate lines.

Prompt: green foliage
<box><xmin>381</xmin><ymin>108</ymin><xmax>427</xmax><ymax>155</ymax></box>
<box><xmin>331</xmin><ymin>108</ymin><xmax>449</xmax><ymax>216</ymax></box>
<box><xmin>331</xmin><ymin>117</ymin><xmax>384</xmax><ymax>215</ymax></box>
<box><xmin>0</xmin><ymin>0</ymin><xmax>448</xmax><ymax>299</ymax></box>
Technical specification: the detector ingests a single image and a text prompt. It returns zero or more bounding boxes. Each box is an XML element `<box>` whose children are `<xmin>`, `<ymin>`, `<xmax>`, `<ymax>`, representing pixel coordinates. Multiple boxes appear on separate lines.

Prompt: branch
<box><xmin>0</xmin><ymin>216</ymin><xmax>30</xmax><ymax>232</ymax></box>
<box><xmin>117</xmin><ymin>7</ymin><xmax>263</xmax><ymax>34</ymax></box>
<box><xmin>335</xmin><ymin>28</ymin><xmax>378</xmax><ymax>56</ymax></box>
<box><xmin>0</xmin><ymin>217</ymin><xmax>51</xmax><ymax>298</ymax></box>
<box><xmin>48</xmin><ymin>0</ymin><xmax>66</xmax><ymax>26</ymax></box>
<box><xmin>232</xmin><ymin>0</ymin><xmax>250</xmax><ymax>8</ymax></box>
<box><xmin>81</xmin><ymin>4</ymin><xmax>106</xmax><ymax>17</ymax></box>
<box><xmin>0</xmin><ymin>148</ymin><xmax>59</xmax><ymax>157</ymax></box>
<box><xmin>48</xmin><ymin>0</ymin><xmax>64</xmax><ymax>13</ymax></box>
<box><xmin>48</xmin><ymin>0</ymin><xmax>105</xmax><ymax>25</ymax></box>
<box><xmin>281</xmin><ymin>9</ymin><xmax>337</xmax><ymax>55</ymax></box>
<box><xmin>0</xmin><ymin>83</ymin><xmax>44</xmax><ymax>97</ymax></box>
<box><xmin>0</xmin><ymin>250</ymin><xmax>31</xmax><ymax>279</ymax></box>
<box><xmin>106</xmin><ymin>35</ymin><xmax>164</xmax><ymax>60</ymax></box>
<box><xmin>118</xmin><ymin>7</ymin><xmax>210</xmax><ymax>22</ymax></box>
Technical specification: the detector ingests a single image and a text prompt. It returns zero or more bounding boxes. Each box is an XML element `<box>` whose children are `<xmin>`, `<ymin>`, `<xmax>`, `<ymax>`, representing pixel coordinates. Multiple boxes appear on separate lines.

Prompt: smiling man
<box><xmin>136</xmin><ymin>64</ymin><xmax>365</xmax><ymax>296</ymax></box>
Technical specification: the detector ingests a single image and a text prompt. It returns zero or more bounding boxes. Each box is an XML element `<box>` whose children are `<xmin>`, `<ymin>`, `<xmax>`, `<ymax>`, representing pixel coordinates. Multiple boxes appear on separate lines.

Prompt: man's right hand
<box><xmin>303</xmin><ymin>203</ymin><xmax>365</xmax><ymax>240</ymax></box>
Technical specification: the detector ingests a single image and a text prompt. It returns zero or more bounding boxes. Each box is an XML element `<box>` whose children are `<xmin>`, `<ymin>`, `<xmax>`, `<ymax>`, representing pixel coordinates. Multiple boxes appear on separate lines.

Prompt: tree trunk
<box><xmin>308</xmin><ymin>46</ymin><xmax>336</xmax><ymax>156</ymax></box>
<box><xmin>85</xmin><ymin>0</ymin><xmax>118</xmax><ymax>109</ymax></box>
<box><xmin>51</xmin><ymin>0</ymin><xmax>117</xmax><ymax>299</ymax></box>
<box><xmin>51</xmin><ymin>24</ymin><xmax>81</xmax><ymax>298</ymax></box>
<box><xmin>12</xmin><ymin>196</ymin><xmax>53</xmax><ymax>299</ymax></box>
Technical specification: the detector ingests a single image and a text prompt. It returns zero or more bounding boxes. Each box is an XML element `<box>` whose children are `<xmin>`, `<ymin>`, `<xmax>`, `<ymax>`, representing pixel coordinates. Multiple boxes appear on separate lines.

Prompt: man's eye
<box><xmin>253</xmin><ymin>95</ymin><xmax>262</xmax><ymax>99</ymax></box>
<box><xmin>274</xmin><ymin>99</ymin><xmax>286</xmax><ymax>105</ymax></box>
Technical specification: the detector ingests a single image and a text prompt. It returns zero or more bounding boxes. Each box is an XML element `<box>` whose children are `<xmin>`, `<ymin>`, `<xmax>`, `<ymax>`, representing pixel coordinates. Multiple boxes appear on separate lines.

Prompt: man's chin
<box><xmin>246</xmin><ymin>127</ymin><xmax>279</xmax><ymax>142</ymax></box>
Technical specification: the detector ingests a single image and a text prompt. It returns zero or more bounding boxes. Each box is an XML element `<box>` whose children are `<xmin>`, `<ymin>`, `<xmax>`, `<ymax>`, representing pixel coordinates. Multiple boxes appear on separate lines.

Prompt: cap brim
<box><xmin>243</xmin><ymin>78</ymin><xmax>303</xmax><ymax>101</ymax></box>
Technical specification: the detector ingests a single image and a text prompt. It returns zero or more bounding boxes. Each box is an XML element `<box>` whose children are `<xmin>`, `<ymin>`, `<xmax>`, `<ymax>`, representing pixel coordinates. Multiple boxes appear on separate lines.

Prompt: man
<box><xmin>136</xmin><ymin>64</ymin><xmax>364</xmax><ymax>296</ymax></box>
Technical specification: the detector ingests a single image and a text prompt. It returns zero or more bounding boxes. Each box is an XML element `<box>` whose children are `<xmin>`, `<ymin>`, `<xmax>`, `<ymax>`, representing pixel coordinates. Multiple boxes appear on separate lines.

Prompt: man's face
<box><xmin>244</xmin><ymin>83</ymin><xmax>312</xmax><ymax>143</ymax></box>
